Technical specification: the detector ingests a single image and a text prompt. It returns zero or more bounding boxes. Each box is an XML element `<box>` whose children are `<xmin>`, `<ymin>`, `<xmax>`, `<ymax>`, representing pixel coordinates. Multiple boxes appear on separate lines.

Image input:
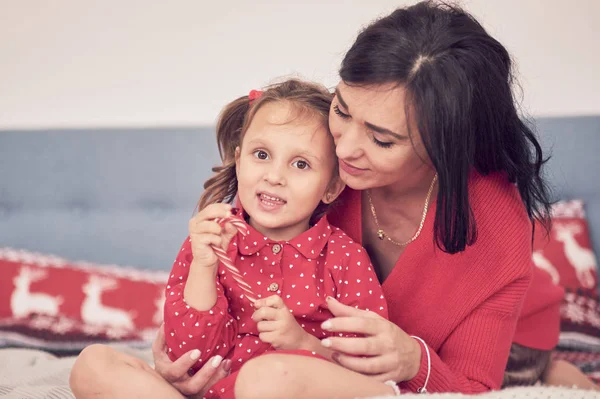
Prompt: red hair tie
<box><xmin>248</xmin><ymin>89</ymin><xmax>263</xmax><ymax>102</ymax></box>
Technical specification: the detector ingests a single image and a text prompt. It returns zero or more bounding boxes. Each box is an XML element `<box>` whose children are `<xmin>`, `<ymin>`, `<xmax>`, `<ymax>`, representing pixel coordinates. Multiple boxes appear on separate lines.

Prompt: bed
<box><xmin>1</xmin><ymin>116</ymin><xmax>599</xmax><ymax>398</ymax></box>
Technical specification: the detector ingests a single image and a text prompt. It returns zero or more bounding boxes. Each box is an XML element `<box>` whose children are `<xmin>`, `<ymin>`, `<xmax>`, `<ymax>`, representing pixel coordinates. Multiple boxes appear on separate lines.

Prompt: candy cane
<box><xmin>212</xmin><ymin>215</ymin><xmax>256</xmax><ymax>303</ymax></box>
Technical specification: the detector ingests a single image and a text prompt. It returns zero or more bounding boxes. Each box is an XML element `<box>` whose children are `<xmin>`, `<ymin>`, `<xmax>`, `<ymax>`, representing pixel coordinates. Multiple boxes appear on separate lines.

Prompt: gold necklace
<box><xmin>367</xmin><ymin>174</ymin><xmax>438</xmax><ymax>247</ymax></box>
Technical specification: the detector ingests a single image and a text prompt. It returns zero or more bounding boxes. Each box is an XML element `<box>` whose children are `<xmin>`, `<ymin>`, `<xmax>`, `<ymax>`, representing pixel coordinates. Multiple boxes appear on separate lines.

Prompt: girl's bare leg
<box><xmin>235</xmin><ymin>353</ymin><xmax>396</xmax><ymax>399</ymax></box>
<box><xmin>543</xmin><ymin>359</ymin><xmax>600</xmax><ymax>391</ymax></box>
<box><xmin>70</xmin><ymin>344</ymin><xmax>186</xmax><ymax>399</ymax></box>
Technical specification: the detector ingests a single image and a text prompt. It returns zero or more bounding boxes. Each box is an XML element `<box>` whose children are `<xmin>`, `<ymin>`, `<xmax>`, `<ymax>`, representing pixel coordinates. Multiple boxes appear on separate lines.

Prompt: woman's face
<box><xmin>329</xmin><ymin>81</ymin><xmax>432</xmax><ymax>192</ymax></box>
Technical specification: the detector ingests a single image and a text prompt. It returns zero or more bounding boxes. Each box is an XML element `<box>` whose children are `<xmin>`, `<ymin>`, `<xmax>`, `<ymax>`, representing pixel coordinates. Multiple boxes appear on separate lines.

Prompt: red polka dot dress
<box><xmin>163</xmin><ymin>214</ymin><xmax>388</xmax><ymax>398</ymax></box>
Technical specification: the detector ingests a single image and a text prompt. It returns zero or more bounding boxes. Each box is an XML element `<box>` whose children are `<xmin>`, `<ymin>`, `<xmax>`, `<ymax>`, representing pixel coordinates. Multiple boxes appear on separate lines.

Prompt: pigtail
<box><xmin>197</xmin><ymin>96</ymin><xmax>250</xmax><ymax>211</ymax></box>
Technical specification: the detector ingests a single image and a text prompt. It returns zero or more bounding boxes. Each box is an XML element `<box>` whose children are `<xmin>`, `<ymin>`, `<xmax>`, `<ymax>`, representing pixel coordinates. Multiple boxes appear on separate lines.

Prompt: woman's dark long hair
<box><xmin>340</xmin><ymin>1</ymin><xmax>551</xmax><ymax>254</ymax></box>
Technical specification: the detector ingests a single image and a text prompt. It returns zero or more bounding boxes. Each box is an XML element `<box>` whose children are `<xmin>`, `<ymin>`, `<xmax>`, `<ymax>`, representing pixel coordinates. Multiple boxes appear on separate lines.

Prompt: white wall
<box><xmin>1</xmin><ymin>0</ymin><xmax>598</xmax><ymax>129</ymax></box>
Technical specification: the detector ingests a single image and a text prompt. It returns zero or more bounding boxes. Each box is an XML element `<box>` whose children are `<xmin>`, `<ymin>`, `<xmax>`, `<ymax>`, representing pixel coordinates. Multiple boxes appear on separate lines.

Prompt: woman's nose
<box><xmin>334</xmin><ymin>124</ymin><xmax>363</xmax><ymax>160</ymax></box>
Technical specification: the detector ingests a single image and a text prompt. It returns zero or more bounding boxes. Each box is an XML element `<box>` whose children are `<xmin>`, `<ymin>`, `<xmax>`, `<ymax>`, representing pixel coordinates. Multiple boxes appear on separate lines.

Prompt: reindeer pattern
<box><xmin>553</xmin><ymin>222</ymin><xmax>597</xmax><ymax>289</ymax></box>
<box><xmin>81</xmin><ymin>275</ymin><xmax>136</xmax><ymax>329</ymax></box>
<box><xmin>10</xmin><ymin>266</ymin><xmax>64</xmax><ymax>318</ymax></box>
<box><xmin>532</xmin><ymin>251</ymin><xmax>560</xmax><ymax>285</ymax></box>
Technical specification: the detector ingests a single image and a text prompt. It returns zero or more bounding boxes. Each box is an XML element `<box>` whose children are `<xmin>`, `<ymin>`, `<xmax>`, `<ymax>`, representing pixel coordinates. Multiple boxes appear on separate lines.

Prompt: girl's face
<box><xmin>236</xmin><ymin>101</ymin><xmax>344</xmax><ymax>241</ymax></box>
<box><xmin>329</xmin><ymin>82</ymin><xmax>433</xmax><ymax>192</ymax></box>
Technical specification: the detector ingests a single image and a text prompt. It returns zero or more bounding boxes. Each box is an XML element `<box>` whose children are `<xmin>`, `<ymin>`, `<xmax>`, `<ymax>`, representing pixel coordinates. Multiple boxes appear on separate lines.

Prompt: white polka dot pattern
<box><xmin>163</xmin><ymin>215</ymin><xmax>388</xmax><ymax>375</ymax></box>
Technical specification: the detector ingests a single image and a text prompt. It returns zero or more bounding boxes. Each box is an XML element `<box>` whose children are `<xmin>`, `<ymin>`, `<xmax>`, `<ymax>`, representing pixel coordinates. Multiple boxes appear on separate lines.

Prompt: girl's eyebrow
<box><xmin>335</xmin><ymin>87</ymin><xmax>406</xmax><ymax>140</ymax></box>
<box><xmin>245</xmin><ymin>139</ymin><xmax>321</xmax><ymax>163</ymax></box>
<box><xmin>297</xmin><ymin>150</ymin><xmax>321</xmax><ymax>163</ymax></box>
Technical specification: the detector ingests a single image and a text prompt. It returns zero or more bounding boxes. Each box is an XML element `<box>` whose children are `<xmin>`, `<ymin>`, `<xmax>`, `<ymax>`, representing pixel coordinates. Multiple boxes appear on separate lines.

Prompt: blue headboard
<box><xmin>1</xmin><ymin>116</ymin><xmax>599</xmax><ymax>271</ymax></box>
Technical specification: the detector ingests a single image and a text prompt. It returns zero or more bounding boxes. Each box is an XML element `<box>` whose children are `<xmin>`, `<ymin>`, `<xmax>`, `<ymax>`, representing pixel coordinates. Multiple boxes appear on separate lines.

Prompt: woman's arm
<box><xmin>323</xmin><ymin>272</ymin><xmax>531</xmax><ymax>394</ymax></box>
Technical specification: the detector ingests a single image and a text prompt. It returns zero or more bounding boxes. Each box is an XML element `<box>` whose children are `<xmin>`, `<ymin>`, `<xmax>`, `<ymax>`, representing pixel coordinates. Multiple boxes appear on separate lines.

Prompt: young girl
<box><xmin>163</xmin><ymin>79</ymin><xmax>389</xmax><ymax>398</ymax></box>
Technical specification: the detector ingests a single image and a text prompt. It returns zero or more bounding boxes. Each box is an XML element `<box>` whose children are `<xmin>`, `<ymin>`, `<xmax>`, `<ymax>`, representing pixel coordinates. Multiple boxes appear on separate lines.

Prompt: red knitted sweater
<box><xmin>328</xmin><ymin>172</ymin><xmax>563</xmax><ymax>393</ymax></box>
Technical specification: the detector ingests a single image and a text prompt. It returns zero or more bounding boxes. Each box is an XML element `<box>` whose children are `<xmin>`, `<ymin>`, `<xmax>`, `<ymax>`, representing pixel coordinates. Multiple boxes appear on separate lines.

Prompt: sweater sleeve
<box><xmin>163</xmin><ymin>237</ymin><xmax>238</xmax><ymax>370</ymax></box>
<box><xmin>400</xmin><ymin>273</ymin><xmax>531</xmax><ymax>393</ymax></box>
<box><xmin>332</xmin><ymin>243</ymin><xmax>389</xmax><ymax>320</ymax></box>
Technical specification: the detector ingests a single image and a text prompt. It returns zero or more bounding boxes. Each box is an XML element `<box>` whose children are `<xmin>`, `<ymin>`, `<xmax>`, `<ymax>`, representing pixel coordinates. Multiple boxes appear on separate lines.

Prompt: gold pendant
<box><xmin>377</xmin><ymin>229</ymin><xmax>385</xmax><ymax>240</ymax></box>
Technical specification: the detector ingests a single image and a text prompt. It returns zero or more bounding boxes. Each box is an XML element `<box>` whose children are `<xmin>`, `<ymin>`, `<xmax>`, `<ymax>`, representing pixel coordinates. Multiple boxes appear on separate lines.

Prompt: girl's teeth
<box><xmin>261</xmin><ymin>194</ymin><xmax>284</xmax><ymax>203</ymax></box>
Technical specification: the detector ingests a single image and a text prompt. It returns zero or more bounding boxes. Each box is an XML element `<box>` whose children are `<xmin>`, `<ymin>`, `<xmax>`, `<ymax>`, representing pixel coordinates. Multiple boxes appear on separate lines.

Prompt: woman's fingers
<box><xmin>151</xmin><ymin>323</ymin><xmax>167</xmax><ymax>359</ymax></box>
<box><xmin>161</xmin><ymin>350</ymin><xmax>205</xmax><ymax>383</ymax></box>
<box><xmin>322</xmin><ymin>316</ymin><xmax>382</xmax><ymax>336</ymax></box>
<box><xmin>332</xmin><ymin>352</ymin><xmax>396</xmax><ymax>376</ymax></box>
<box><xmin>171</xmin><ymin>355</ymin><xmax>224</xmax><ymax>396</ymax></box>
<box><xmin>326</xmin><ymin>296</ymin><xmax>379</xmax><ymax>318</ymax></box>
<box><xmin>321</xmin><ymin>335</ymin><xmax>382</xmax><ymax>356</ymax></box>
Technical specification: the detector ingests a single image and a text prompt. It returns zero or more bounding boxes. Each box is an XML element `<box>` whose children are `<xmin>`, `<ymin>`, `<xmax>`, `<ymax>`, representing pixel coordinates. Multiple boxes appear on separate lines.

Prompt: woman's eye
<box><xmin>373</xmin><ymin>138</ymin><xmax>394</xmax><ymax>149</ymax></box>
<box><xmin>333</xmin><ymin>105</ymin><xmax>350</xmax><ymax>119</ymax></box>
<box><xmin>292</xmin><ymin>160</ymin><xmax>309</xmax><ymax>170</ymax></box>
<box><xmin>253</xmin><ymin>150</ymin><xmax>269</xmax><ymax>160</ymax></box>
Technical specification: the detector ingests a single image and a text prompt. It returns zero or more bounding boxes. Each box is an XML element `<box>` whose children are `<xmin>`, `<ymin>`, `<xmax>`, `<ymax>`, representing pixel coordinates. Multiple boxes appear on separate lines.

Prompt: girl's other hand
<box><xmin>188</xmin><ymin>203</ymin><xmax>237</xmax><ymax>268</ymax></box>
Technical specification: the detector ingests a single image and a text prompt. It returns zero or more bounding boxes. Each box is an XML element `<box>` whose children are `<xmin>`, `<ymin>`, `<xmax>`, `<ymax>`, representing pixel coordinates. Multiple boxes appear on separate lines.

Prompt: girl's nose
<box><xmin>263</xmin><ymin>168</ymin><xmax>286</xmax><ymax>186</ymax></box>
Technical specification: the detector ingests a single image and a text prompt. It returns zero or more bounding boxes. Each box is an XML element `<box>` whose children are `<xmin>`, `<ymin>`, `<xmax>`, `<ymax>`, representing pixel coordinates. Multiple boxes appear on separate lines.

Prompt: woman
<box><xmin>70</xmin><ymin>1</ymin><xmax>571</xmax><ymax>398</ymax></box>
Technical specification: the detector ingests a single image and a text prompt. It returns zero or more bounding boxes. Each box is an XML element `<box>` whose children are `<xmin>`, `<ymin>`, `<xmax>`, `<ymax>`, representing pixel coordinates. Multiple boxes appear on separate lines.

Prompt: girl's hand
<box><xmin>252</xmin><ymin>295</ymin><xmax>311</xmax><ymax>350</ymax></box>
<box><xmin>152</xmin><ymin>324</ymin><xmax>231</xmax><ymax>397</ymax></box>
<box><xmin>188</xmin><ymin>203</ymin><xmax>238</xmax><ymax>268</ymax></box>
<box><xmin>321</xmin><ymin>297</ymin><xmax>422</xmax><ymax>383</ymax></box>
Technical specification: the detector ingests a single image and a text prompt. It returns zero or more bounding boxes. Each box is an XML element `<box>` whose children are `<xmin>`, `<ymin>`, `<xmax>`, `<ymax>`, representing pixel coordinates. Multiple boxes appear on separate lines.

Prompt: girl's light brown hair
<box><xmin>197</xmin><ymin>79</ymin><xmax>333</xmax><ymax>211</ymax></box>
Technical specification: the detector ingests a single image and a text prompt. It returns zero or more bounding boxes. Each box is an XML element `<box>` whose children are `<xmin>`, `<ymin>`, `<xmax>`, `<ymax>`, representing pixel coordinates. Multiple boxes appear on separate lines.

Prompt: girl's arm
<box><xmin>164</xmin><ymin>237</ymin><xmax>238</xmax><ymax>371</ymax></box>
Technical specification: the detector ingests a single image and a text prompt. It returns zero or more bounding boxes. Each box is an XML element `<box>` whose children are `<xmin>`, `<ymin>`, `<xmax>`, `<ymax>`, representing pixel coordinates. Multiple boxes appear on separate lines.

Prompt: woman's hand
<box><xmin>152</xmin><ymin>324</ymin><xmax>231</xmax><ymax>397</ymax></box>
<box><xmin>321</xmin><ymin>297</ymin><xmax>422</xmax><ymax>383</ymax></box>
<box><xmin>188</xmin><ymin>203</ymin><xmax>238</xmax><ymax>268</ymax></box>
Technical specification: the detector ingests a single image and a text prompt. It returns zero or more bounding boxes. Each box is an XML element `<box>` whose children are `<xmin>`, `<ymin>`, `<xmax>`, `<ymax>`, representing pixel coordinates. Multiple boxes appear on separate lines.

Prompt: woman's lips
<box><xmin>339</xmin><ymin>160</ymin><xmax>367</xmax><ymax>176</ymax></box>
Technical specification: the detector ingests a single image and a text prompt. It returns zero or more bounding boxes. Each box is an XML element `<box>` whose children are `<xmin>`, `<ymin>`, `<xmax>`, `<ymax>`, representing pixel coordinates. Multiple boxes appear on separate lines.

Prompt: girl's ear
<box><xmin>322</xmin><ymin>176</ymin><xmax>346</xmax><ymax>204</ymax></box>
<box><xmin>235</xmin><ymin>146</ymin><xmax>241</xmax><ymax>176</ymax></box>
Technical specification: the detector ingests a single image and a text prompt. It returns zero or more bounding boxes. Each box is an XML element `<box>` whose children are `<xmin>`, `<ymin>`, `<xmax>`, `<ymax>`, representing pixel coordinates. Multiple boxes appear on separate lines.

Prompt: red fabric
<box><xmin>512</xmin><ymin>266</ymin><xmax>563</xmax><ymax>347</ymax></box>
<box><xmin>532</xmin><ymin>200</ymin><xmax>597</xmax><ymax>294</ymax></box>
<box><xmin>163</xmin><ymin>215</ymin><xmax>388</xmax><ymax>373</ymax></box>
<box><xmin>205</xmin><ymin>349</ymin><xmax>327</xmax><ymax>399</ymax></box>
<box><xmin>0</xmin><ymin>248</ymin><xmax>166</xmax><ymax>348</ymax></box>
<box><xmin>529</xmin><ymin>200</ymin><xmax>598</xmax><ymax>347</ymax></box>
<box><xmin>328</xmin><ymin>172</ymin><xmax>564</xmax><ymax>394</ymax></box>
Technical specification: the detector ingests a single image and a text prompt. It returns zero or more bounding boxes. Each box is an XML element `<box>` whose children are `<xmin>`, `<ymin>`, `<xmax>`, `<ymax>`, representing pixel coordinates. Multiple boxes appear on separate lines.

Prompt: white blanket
<box><xmin>0</xmin><ymin>348</ymin><xmax>597</xmax><ymax>399</ymax></box>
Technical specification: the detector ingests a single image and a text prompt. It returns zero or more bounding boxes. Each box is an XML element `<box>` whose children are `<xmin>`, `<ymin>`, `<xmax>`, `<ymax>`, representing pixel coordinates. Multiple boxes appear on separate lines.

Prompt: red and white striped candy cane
<box><xmin>212</xmin><ymin>215</ymin><xmax>256</xmax><ymax>303</ymax></box>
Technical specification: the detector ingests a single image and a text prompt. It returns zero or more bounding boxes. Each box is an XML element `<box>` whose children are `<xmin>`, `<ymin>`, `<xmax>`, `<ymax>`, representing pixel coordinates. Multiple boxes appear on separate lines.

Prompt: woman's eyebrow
<box><xmin>336</xmin><ymin>87</ymin><xmax>406</xmax><ymax>140</ymax></box>
<box><xmin>335</xmin><ymin>88</ymin><xmax>350</xmax><ymax>110</ymax></box>
<box><xmin>365</xmin><ymin>122</ymin><xmax>406</xmax><ymax>140</ymax></box>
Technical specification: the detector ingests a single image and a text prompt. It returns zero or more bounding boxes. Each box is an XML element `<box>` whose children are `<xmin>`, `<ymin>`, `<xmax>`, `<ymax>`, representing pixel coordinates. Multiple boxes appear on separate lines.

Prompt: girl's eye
<box><xmin>292</xmin><ymin>160</ymin><xmax>310</xmax><ymax>170</ymax></box>
<box><xmin>333</xmin><ymin>105</ymin><xmax>350</xmax><ymax>119</ymax></box>
<box><xmin>253</xmin><ymin>150</ymin><xmax>269</xmax><ymax>160</ymax></box>
<box><xmin>373</xmin><ymin>138</ymin><xmax>394</xmax><ymax>149</ymax></box>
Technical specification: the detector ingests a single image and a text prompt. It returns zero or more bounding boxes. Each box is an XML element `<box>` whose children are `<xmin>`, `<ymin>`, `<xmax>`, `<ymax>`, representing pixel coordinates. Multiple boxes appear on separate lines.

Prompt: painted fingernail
<box><xmin>321</xmin><ymin>320</ymin><xmax>332</xmax><ymax>330</ymax></box>
<box><xmin>326</xmin><ymin>296</ymin><xmax>335</xmax><ymax>302</ymax></box>
<box><xmin>222</xmin><ymin>359</ymin><xmax>232</xmax><ymax>372</ymax></box>
<box><xmin>321</xmin><ymin>339</ymin><xmax>332</xmax><ymax>348</ymax></box>
<box><xmin>211</xmin><ymin>355</ymin><xmax>223</xmax><ymax>368</ymax></box>
<box><xmin>190</xmin><ymin>349</ymin><xmax>201</xmax><ymax>360</ymax></box>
